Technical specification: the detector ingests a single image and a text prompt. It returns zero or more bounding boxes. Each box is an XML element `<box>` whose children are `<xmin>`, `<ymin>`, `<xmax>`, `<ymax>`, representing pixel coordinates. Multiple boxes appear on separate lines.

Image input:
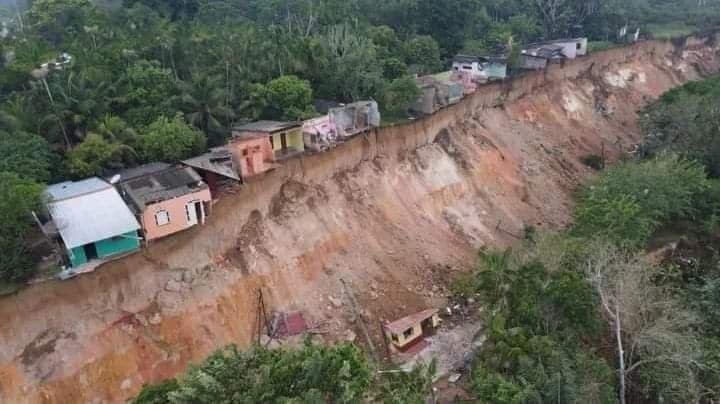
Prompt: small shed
<box><xmin>45</xmin><ymin>178</ymin><xmax>141</xmax><ymax>268</ymax></box>
<box><xmin>384</xmin><ymin>308</ymin><xmax>440</xmax><ymax>350</ymax></box>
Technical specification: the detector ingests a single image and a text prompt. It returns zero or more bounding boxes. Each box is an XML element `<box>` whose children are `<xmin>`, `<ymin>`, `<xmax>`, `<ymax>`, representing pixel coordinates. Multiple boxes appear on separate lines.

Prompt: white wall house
<box><xmin>451</xmin><ymin>55</ymin><xmax>488</xmax><ymax>80</ymax></box>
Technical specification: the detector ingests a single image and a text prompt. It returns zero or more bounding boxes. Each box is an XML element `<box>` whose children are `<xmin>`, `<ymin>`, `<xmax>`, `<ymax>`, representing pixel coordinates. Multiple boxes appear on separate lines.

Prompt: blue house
<box><xmin>45</xmin><ymin>178</ymin><xmax>141</xmax><ymax>268</ymax></box>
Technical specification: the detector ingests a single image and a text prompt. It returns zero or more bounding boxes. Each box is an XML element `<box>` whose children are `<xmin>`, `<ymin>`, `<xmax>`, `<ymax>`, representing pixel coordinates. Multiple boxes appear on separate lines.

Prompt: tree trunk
<box><xmin>615</xmin><ymin>304</ymin><xmax>626</xmax><ymax>404</ymax></box>
<box><xmin>43</xmin><ymin>78</ymin><xmax>71</xmax><ymax>150</ymax></box>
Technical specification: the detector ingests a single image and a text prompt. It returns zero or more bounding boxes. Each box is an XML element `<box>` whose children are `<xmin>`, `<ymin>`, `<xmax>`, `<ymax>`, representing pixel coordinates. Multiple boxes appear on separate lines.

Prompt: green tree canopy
<box><xmin>0</xmin><ymin>172</ymin><xmax>44</xmax><ymax>282</ymax></box>
<box><xmin>574</xmin><ymin>154</ymin><xmax>709</xmax><ymax>246</ymax></box>
<box><xmin>133</xmin><ymin>340</ymin><xmax>373</xmax><ymax>404</ymax></box>
<box><xmin>139</xmin><ymin>114</ymin><xmax>206</xmax><ymax>162</ymax></box>
<box><xmin>382</xmin><ymin>76</ymin><xmax>421</xmax><ymax>116</ymax></box>
<box><xmin>264</xmin><ymin>75</ymin><xmax>315</xmax><ymax>121</ymax></box>
<box><xmin>0</xmin><ymin>129</ymin><xmax>52</xmax><ymax>182</ymax></box>
<box><xmin>65</xmin><ymin>133</ymin><xmax>131</xmax><ymax>178</ymax></box>
<box><xmin>403</xmin><ymin>35</ymin><xmax>441</xmax><ymax>75</ymax></box>
<box><xmin>116</xmin><ymin>61</ymin><xmax>180</xmax><ymax>127</ymax></box>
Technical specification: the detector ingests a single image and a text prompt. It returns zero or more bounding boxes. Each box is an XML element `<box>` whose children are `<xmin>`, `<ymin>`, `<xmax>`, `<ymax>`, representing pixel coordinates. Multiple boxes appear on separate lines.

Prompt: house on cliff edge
<box><xmin>230</xmin><ymin>121</ymin><xmax>304</xmax><ymax>180</ymax></box>
<box><xmin>113</xmin><ymin>163</ymin><xmax>212</xmax><ymax>242</ymax></box>
<box><xmin>44</xmin><ymin>178</ymin><xmax>141</xmax><ymax>269</ymax></box>
<box><xmin>182</xmin><ymin>146</ymin><xmax>241</xmax><ymax>195</ymax></box>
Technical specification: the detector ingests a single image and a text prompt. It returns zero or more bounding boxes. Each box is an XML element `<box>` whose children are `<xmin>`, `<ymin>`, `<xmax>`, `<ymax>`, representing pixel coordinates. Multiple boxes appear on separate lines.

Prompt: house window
<box><xmin>462</xmin><ymin>65</ymin><xmax>472</xmax><ymax>70</ymax></box>
<box><xmin>576</xmin><ymin>43</ymin><xmax>581</xmax><ymax>50</ymax></box>
<box><xmin>391</xmin><ymin>334</ymin><xmax>399</xmax><ymax>343</ymax></box>
<box><xmin>403</xmin><ymin>327</ymin><xmax>414</xmax><ymax>339</ymax></box>
<box><xmin>269</xmin><ymin>135</ymin><xmax>274</xmax><ymax>149</ymax></box>
<box><xmin>311</xmin><ymin>134</ymin><xmax>318</xmax><ymax>143</ymax></box>
<box><xmin>155</xmin><ymin>210</ymin><xmax>170</xmax><ymax>226</ymax></box>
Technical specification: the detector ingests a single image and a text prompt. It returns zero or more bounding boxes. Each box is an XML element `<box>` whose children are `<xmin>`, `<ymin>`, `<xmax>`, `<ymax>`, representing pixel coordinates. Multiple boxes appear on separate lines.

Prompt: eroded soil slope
<box><xmin>1</xmin><ymin>37</ymin><xmax>719</xmax><ymax>403</ymax></box>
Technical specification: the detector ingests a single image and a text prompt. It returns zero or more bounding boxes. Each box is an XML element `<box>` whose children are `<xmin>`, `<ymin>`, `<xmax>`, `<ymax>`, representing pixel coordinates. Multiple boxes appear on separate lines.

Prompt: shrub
<box><xmin>580</xmin><ymin>154</ymin><xmax>604</xmax><ymax>170</ymax></box>
<box><xmin>574</xmin><ymin>154</ymin><xmax>708</xmax><ymax>246</ymax></box>
<box><xmin>134</xmin><ymin>339</ymin><xmax>372</xmax><ymax>404</ymax></box>
<box><xmin>139</xmin><ymin>115</ymin><xmax>207</xmax><ymax>162</ymax></box>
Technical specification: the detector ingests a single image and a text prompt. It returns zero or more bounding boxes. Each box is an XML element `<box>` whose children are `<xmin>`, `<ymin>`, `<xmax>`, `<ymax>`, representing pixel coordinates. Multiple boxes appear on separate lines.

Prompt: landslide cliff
<box><xmin>1</xmin><ymin>37</ymin><xmax>719</xmax><ymax>403</ymax></box>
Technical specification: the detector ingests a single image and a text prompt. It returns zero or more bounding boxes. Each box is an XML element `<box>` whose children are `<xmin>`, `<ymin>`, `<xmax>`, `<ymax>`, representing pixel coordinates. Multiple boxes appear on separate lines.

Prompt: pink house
<box><xmin>302</xmin><ymin>114</ymin><xmax>337</xmax><ymax>152</ymax></box>
<box><xmin>115</xmin><ymin>163</ymin><xmax>212</xmax><ymax>242</ymax></box>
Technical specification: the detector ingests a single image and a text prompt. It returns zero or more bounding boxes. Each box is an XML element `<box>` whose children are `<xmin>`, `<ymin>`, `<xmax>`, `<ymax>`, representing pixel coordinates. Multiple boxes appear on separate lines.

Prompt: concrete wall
<box><xmin>228</xmin><ymin>136</ymin><xmax>273</xmax><ymax>177</ymax></box>
<box><xmin>555</xmin><ymin>41</ymin><xmax>578</xmax><ymax>59</ymax></box>
<box><xmin>520</xmin><ymin>54</ymin><xmax>548</xmax><ymax>70</ymax></box>
<box><xmin>140</xmin><ymin>189</ymin><xmax>212</xmax><ymax>241</ymax></box>
<box><xmin>389</xmin><ymin>323</ymin><xmax>423</xmax><ymax>348</ymax></box>
<box><xmin>576</xmin><ymin>38</ymin><xmax>589</xmax><ymax>56</ymax></box>
<box><xmin>271</xmin><ymin>128</ymin><xmax>304</xmax><ymax>153</ymax></box>
<box><xmin>68</xmin><ymin>231</ymin><xmax>140</xmax><ymax>267</ymax></box>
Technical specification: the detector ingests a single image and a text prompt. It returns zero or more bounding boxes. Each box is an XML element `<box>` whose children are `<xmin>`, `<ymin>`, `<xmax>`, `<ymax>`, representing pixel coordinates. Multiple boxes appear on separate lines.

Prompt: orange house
<box><xmin>227</xmin><ymin>132</ymin><xmax>274</xmax><ymax>179</ymax></box>
<box><xmin>114</xmin><ymin>163</ymin><xmax>212</xmax><ymax>242</ymax></box>
<box><xmin>231</xmin><ymin>121</ymin><xmax>305</xmax><ymax>180</ymax></box>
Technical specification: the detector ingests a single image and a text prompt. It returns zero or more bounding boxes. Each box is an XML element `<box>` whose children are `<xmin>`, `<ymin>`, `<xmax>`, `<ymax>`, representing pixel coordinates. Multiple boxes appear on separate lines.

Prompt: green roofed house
<box><xmin>45</xmin><ymin>178</ymin><xmax>141</xmax><ymax>270</ymax></box>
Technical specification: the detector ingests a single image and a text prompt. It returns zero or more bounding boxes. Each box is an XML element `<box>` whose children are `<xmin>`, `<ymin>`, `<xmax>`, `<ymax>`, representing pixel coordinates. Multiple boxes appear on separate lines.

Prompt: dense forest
<box><xmin>132</xmin><ymin>75</ymin><xmax>720</xmax><ymax>403</ymax></box>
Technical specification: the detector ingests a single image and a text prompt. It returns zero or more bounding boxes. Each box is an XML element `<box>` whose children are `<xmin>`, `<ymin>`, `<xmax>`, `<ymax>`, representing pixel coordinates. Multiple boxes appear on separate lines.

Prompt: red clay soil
<box><xmin>1</xmin><ymin>36</ymin><xmax>719</xmax><ymax>403</ymax></box>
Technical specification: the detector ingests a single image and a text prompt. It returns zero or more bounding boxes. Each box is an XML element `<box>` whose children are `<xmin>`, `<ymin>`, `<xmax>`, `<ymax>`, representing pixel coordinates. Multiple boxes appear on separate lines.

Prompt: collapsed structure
<box><xmin>411</xmin><ymin>75</ymin><xmax>464</xmax><ymax>115</ymax></box>
<box><xmin>303</xmin><ymin>101</ymin><xmax>380</xmax><ymax>151</ymax></box>
<box><xmin>182</xmin><ymin>146</ymin><xmax>241</xmax><ymax>195</ymax></box>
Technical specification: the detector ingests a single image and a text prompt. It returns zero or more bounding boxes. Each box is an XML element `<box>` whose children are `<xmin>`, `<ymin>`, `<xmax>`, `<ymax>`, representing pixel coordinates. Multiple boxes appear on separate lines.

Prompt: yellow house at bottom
<box><xmin>384</xmin><ymin>309</ymin><xmax>441</xmax><ymax>350</ymax></box>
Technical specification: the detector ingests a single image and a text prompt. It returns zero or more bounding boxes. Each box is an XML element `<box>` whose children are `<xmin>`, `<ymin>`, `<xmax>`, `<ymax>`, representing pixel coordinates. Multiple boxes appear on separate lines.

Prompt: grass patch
<box><xmin>587</xmin><ymin>41</ymin><xmax>618</xmax><ymax>53</ymax></box>
<box><xmin>380</xmin><ymin>113</ymin><xmax>413</xmax><ymax>127</ymax></box>
<box><xmin>647</xmin><ymin>22</ymin><xmax>694</xmax><ymax>39</ymax></box>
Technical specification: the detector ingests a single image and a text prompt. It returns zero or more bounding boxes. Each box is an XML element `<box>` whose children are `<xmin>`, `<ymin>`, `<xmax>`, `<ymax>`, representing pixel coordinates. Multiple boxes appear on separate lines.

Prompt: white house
<box><xmin>451</xmin><ymin>55</ymin><xmax>488</xmax><ymax>80</ymax></box>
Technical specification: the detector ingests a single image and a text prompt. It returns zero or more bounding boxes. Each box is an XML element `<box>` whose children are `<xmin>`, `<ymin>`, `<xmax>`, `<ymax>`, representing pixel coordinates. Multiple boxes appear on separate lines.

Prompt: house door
<box><xmin>280</xmin><ymin>133</ymin><xmax>288</xmax><ymax>150</ymax></box>
<box><xmin>186</xmin><ymin>201</ymin><xmax>200</xmax><ymax>226</ymax></box>
<box><xmin>83</xmin><ymin>243</ymin><xmax>98</xmax><ymax>261</ymax></box>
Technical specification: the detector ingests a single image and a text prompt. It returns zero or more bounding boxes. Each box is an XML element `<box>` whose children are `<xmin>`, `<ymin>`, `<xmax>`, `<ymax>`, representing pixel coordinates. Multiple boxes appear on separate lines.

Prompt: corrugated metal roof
<box><xmin>46</xmin><ymin>178</ymin><xmax>140</xmax><ymax>249</ymax></box>
<box><xmin>46</xmin><ymin>178</ymin><xmax>109</xmax><ymax>201</ymax></box>
<box><xmin>182</xmin><ymin>148</ymin><xmax>241</xmax><ymax>181</ymax></box>
<box><xmin>233</xmin><ymin>120</ymin><xmax>300</xmax><ymax>133</ymax></box>
<box><xmin>118</xmin><ymin>166</ymin><xmax>206</xmax><ymax>210</ymax></box>
<box><xmin>109</xmin><ymin>162</ymin><xmax>171</xmax><ymax>183</ymax></box>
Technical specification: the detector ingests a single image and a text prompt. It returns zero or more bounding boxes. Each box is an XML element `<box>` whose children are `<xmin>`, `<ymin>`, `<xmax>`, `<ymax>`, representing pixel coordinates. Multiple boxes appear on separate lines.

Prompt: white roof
<box><xmin>46</xmin><ymin>178</ymin><xmax>140</xmax><ymax>249</ymax></box>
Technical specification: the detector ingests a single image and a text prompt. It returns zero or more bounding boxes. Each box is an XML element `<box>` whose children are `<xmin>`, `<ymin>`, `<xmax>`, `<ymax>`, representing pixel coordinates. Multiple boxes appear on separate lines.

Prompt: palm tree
<box><xmin>178</xmin><ymin>73</ymin><xmax>234</xmax><ymax>145</ymax></box>
<box><xmin>41</xmin><ymin>71</ymin><xmax>114</xmax><ymax>146</ymax></box>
